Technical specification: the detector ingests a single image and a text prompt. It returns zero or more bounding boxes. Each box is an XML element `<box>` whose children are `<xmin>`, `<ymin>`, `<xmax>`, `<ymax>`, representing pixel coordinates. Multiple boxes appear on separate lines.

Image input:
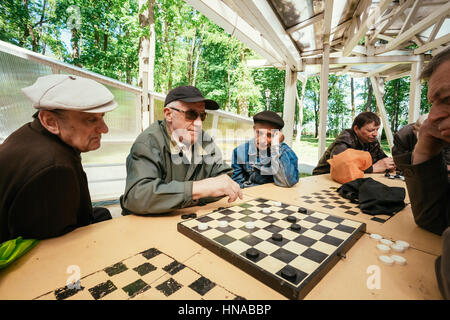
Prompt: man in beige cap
<box><xmin>0</xmin><ymin>74</ymin><xmax>117</xmax><ymax>242</ymax></box>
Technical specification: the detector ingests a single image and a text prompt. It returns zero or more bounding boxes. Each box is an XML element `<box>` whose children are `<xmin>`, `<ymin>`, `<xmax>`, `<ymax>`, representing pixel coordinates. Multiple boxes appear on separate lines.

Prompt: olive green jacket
<box><xmin>121</xmin><ymin>120</ymin><xmax>232</xmax><ymax>214</ymax></box>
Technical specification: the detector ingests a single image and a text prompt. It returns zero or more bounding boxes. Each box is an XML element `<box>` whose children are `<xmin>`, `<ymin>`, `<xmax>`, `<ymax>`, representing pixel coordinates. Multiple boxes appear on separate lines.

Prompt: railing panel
<box><xmin>0</xmin><ymin>51</ymin><xmax>52</xmax><ymax>142</ymax></box>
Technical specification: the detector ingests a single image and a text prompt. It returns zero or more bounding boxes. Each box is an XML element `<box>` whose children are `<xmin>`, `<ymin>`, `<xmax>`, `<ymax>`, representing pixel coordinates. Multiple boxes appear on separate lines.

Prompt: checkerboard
<box><xmin>34</xmin><ymin>248</ymin><xmax>243</xmax><ymax>300</ymax></box>
<box><xmin>177</xmin><ymin>198</ymin><xmax>366</xmax><ymax>299</ymax></box>
<box><xmin>298</xmin><ymin>186</ymin><xmax>394</xmax><ymax>223</ymax></box>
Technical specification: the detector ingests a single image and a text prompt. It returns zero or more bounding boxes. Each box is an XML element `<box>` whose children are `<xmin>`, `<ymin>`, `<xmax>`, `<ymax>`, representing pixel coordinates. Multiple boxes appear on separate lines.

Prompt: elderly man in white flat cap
<box><xmin>0</xmin><ymin>74</ymin><xmax>117</xmax><ymax>243</ymax></box>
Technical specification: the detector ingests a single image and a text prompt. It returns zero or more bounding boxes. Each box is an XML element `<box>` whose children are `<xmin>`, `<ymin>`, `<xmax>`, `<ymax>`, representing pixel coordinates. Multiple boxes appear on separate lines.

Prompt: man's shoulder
<box><xmin>333</xmin><ymin>129</ymin><xmax>357</xmax><ymax>145</ymax></box>
<box><xmin>134</xmin><ymin>121</ymin><xmax>166</xmax><ymax>146</ymax></box>
<box><xmin>1</xmin><ymin>122</ymin><xmax>78</xmax><ymax>168</ymax></box>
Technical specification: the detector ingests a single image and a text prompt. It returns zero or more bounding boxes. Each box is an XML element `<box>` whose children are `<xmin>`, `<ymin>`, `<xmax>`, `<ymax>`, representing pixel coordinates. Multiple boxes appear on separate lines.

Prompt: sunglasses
<box><xmin>170</xmin><ymin>107</ymin><xmax>207</xmax><ymax>121</ymax></box>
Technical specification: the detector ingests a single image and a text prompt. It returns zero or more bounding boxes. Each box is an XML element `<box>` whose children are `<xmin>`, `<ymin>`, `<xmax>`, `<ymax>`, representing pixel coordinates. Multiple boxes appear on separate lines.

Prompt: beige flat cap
<box><xmin>21</xmin><ymin>74</ymin><xmax>118</xmax><ymax>113</ymax></box>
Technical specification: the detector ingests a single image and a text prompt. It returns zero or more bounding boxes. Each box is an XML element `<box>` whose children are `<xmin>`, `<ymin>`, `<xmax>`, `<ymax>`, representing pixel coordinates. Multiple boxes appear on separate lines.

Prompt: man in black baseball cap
<box><xmin>231</xmin><ymin>110</ymin><xmax>299</xmax><ymax>188</ymax></box>
<box><xmin>164</xmin><ymin>85</ymin><xmax>220</xmax><ymax>110</ymax></box>
<box><xmin>121</xmin><ymin>85</ymin><xmax>242</xmax><ymax>215</ymax></box>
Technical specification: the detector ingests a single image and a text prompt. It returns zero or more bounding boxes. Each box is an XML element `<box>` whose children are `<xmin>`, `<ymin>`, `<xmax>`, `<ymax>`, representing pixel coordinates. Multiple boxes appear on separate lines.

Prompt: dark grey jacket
<box><xmin>121</xmin><ymin>120</ymin><xmax>232</xmax><ymax>214</ymax></box>
<box><xmin>313</xmin><ymin>129</ymin><xmax>388</xmax><ymax>175</ymax></box>
<box><xmin>394</xmin><ymin>152</ymin><xmax>450</xmax><ymax>299</ymax></box>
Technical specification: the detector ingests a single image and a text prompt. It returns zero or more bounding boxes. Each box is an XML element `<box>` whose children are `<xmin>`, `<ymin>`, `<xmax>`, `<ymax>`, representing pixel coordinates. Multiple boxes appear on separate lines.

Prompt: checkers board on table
<box><xmin>298</xmin><ymin>186</ymin><xmax>395</xmax><ymax>223</ymax></box>
<box><xmin>177</xmin><ymin>198</ymin><xmax>366</xmax><ymax>299</ymax></box>
<box><xmin>34</xmin><ymin>248</ymin><xmax>243</xmax><ymax>300</ymax></box>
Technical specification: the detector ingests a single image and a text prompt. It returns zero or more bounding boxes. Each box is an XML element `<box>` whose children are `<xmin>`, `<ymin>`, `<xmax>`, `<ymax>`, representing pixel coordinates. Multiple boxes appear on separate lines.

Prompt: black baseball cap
<box><xmin>253</xmin><ymin>110</ymin><xmax>284</xmax><ymax>129</ymax></box>
<box><xmin>164</xmin><ymin>85</ymin><xmax>220</xmax><ymax>110</ymax></box>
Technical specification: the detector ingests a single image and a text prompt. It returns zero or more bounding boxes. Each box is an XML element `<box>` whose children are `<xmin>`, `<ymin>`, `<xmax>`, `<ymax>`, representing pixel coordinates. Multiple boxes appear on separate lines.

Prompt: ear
<box><xmin>38</xmin><ymin>110</ymin><xmax>61</xmax><ymax>135</ymax></box>
<box><xmin>163</xmin><ymin>107</ymin><xmax>173</xmax><ymax>123</ymax></box>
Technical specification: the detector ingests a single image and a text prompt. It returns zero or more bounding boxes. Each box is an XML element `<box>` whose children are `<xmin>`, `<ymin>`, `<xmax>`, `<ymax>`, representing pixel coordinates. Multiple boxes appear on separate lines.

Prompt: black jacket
<box><xmin>0</xmin><ymin>118</ymin><xmax>94</xmax><ymax>242</ymax></box>
<box><xmin>313</xmin><ymin>129</ymin><xmax>388</xmax><ymax>175</ymax></box>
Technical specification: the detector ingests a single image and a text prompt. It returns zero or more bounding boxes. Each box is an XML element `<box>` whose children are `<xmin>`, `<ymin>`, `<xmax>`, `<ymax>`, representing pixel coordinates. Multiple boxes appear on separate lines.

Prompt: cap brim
<box><xmin>178</xmin><ymin>97</ymin><xmax>220</xmax><ymax>110</ymax></box>
<box><xmin>80</xmin><ymin>100</ymin><xmax>118</xmax><ymax>113</ymax></box>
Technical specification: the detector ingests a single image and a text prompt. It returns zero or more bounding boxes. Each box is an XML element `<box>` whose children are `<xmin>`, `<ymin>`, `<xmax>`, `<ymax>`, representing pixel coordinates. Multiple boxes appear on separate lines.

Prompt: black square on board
<box><xmin>156</xmin><ymin>278</ymin><xmax>182</xmax><ymax>297</ymax></box>
<box><xmin>122</xmin><ymin>279</ymin><xmax>150</xmax><ymax>297</ymax></box>
<box><xmin>88</xmin><ymin>280</ymin><xmax>117</xmax><ymax>300</ymax></box>
<box><xmin>271</xmin><ymin>248</ymin><xmax>297</xmax><ymax>263</ymax></box>
<box><xmin>240</xmin><ymin>234</ymin><xmax>263</xmax><ymax>246</ymax></box>
<box><xmin>293</xmin><ymin>235</ymin><xmax>317</xmax><ymax>247</ymax></box>
<box><xmin>264</xmin><ymin>224</ymin><xmax>283</xmax><ymax>234</ymax></box>
<box><xmin>301</xmin><ymin>248</ymin><xmax>328</xmax><ymax>264</ymax></box>
<box><xmin>104</xmin><ymin>262</ymin><xmax>128</xmax><ymax>276</ymax></box>
<box><xmin>213</xmin><ymin>234</ymin><xmax>236</xmax><ymax>246</ymax></box>
<box><xmin>189</xmin><ymin>277</ymin><xmax>216</xmax><ymax>296</ymax></box>
<box><xmin>320</xmin><ymin>234</ymin><xmax>343</xmax><ymax>247</ymax></box>
<box><xmin>133</xmin><ymin>262</ymin><xmax>157</xmax><ymax>276</ymax></box>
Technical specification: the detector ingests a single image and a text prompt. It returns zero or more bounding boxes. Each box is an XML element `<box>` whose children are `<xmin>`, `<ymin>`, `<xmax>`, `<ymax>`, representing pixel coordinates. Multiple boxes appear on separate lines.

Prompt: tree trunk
<box><xmin>187</xmin><ymin>28</ymin><xmax>196</xmax><ymax>85</ymax></box>
<box><xmin>350</xmin><ymin>77</ymin><xmax>355</xmax><ymax>121</ymax></box>
<box><xmin>192</xmin><ymin>25</ymin><xmax>205</xmax><ymax>87</ymax></box>
<box><xmin>365</xmin><ymin>78</ymin><xmax>373</xmax><ymax>112</ymax></box>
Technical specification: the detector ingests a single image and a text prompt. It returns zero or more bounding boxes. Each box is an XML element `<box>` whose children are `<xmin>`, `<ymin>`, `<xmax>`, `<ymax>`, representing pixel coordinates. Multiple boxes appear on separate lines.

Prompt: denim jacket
<box><xmin>231</xmin><ymin>138</ymin><xmax>299</xmax><ymax>188</ymax></box>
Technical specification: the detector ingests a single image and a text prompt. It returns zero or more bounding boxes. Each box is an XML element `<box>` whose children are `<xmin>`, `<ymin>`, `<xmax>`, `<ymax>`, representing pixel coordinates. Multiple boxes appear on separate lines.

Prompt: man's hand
<box><xmin>192</xmin><ymin>174</ymin><xmax>243</xmax><ymax>203</ymax></box>
<box><xmin>372</xmin><ymin>157</ymin><xmax>396</xmax><ymax>173</ymax></box>
<box><xmin>272</xmin><ymin>130</ymin><xmax>285</xmax><ymax>145</ymax></box>
<box><xmin>413</xmin><ymin>113</ymin><xmax>450</xmax><ymax>165</ymax></box>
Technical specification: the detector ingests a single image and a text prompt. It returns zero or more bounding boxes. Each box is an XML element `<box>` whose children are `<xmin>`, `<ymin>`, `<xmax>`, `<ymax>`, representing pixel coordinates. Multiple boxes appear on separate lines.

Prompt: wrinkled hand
<box><xmin>372</xmin><ymin>157</ymin><xmax>396</xmax><ymax>173</ymax></box>
<box><xmin>192</xmin><ymin>174</ymin><xmax>243</xmax><ymax>203</ymax></box>
<box><xmin>413</xmin><ymin>112</ymin><xmax>450</xmax><ymax>165</ymax></box>
<box><xmin>272</xmin><ymin>130</ymin><xmax>285</xmax><ymax>145</ymax></box>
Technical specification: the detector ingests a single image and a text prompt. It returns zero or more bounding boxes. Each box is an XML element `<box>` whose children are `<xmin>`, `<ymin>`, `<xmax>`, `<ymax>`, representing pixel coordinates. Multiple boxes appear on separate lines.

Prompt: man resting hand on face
<box><xmin>231</xmin><ymin>110</ymin><xmax>299</xmax><ymax>188</ymax></box>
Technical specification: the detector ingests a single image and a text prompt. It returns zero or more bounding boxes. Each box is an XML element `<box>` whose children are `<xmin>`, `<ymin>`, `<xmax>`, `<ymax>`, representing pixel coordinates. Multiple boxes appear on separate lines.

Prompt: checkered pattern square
<box><xmin>34</xmin><ymin>248</ymin><xmax>242</xmax><ymax>300</ymax></box>
<box><xmin>298</xmin><ymin>187</ymin><xmax>394</xmax><ymax>223</ymax></box>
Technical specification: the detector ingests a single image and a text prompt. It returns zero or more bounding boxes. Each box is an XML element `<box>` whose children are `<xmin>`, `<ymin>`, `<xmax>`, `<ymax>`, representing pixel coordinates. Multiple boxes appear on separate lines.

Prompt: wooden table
<box><xmin>0</xmin><ymin>174</ymin><xmax>443</xmax><ymax>300</ymax></box>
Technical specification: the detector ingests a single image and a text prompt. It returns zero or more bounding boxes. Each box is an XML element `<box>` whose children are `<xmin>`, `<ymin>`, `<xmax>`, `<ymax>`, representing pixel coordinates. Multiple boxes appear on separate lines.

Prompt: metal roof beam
<box><xmin>376</xmin><ymin>2</ymin><xmax>450</xmax><ymax>54</ymax></box>
<box><xmin>286</xmin><ymin>12</ymin><xmax>324</xmax><ymax>35</ymax></box>
<box><xmin>184</xmin><ymin>0</ymin><xmax>284</xmax><ymax>67</ymax></box>
<box><xmin>414</xmin><ymin>33</ymin><xmax>450</xmax><ymax>54</ymax></box>
<box><xmin>303</xmin><ymin>55</ymin><xmax>425</xmax><ymax>65</ymax></box>
<box><xmin>231</xmin><ymin>0</ymin><xmax>302</xmax><ymax>71</ymax></box>
<box><xmin>343</xmin><ymin>0</ymin><xmax>393</xmax><ymax>56</ymax></box>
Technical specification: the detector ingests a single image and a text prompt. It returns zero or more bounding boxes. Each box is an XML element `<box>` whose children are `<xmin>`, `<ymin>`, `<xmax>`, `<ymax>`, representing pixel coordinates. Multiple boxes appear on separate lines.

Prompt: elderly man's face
<box><xmin>56</xmin><ymin>110</ymin><xmax>109</xmax><ymax>152</ymax></box>
<box><xmin>354</xmin><ymin>121</ymin><xmax>380</xmax><ymax>144</ymax></box>
<box><xmin>427</xmin><ymin>60</ymin><xmax>450</xmax><ymax>141</ymax></box>
<box><xmin>165</xmin><ymin>101</ymin><xmax>206</xmax><ymax>145</ymax></box>
<box><xmin>254</xmin><ymin>122</ymin><xmax>279</xmax><ymax>150</ymax></box>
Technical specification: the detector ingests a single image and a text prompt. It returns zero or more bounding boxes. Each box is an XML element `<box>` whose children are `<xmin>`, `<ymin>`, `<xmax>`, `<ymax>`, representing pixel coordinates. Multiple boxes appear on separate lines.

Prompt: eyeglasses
<box><xmin>169</xmin><ymin>107</ymin><xmax>207</xmax><ymax>121</ymax></box>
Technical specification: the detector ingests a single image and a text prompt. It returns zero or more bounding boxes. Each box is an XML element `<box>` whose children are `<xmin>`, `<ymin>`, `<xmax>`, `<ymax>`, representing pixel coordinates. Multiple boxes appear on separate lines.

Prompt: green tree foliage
<box><xmin>0</xmin><ymin>0</ymin><xmax>434</xmax><ymax>134</ymax></box>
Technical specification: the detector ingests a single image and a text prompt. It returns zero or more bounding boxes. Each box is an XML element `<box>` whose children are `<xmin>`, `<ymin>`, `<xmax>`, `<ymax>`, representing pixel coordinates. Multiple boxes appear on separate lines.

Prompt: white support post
<box><xmin>148</xmin><ymin>0</ymin><xmax>156</xmax><ymax>125</ymax></box>
<box><xmin>282</xmin><ymin>66</ymin><xmax>297</xmax><ymax>147</ymax></box>
<box><xmin>211</xmin><ymin>114</ymin><xmax>219</xmax><ymax>139</ymax></box>
<box><xmin>295</xmin><ymin>77</ymin><xmax>307</xmax><ymax>143</ymax></box>
<box><xmin>370</xmin><ymin>76</ymin><xmax>394</xmax><ymax>151</ymax></box>
<box><xmin>318</xmin><ymin>43</ymin><xmax>330</xmax><ymax>159</ymax></box>
<box><xmin>408</xmin><ymin>56</ymin><xmax>424</xmax><ymax>124</ymax></box>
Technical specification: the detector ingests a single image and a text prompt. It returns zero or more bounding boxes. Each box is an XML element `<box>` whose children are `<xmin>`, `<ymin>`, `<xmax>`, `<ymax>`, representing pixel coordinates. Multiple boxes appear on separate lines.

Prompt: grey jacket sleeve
<box><xmin>394</xmin><ymin>152</ymin><xmax>450</xmax><ymax>235</ymax></box>
<box><xmin>122</xmin><ymin>142</ymin><xmax>193</xmax><ymax>215</ymax></box>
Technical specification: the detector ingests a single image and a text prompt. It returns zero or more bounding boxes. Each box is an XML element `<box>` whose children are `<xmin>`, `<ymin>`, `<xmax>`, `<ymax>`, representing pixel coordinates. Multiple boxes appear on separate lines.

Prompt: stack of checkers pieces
<box><xmin>370</xmin><ymin>233</ymin><xmax>409</xmax><ymax>266</ymax></box>
<box><xmin>384</xmin><ymin>171</ymin><xmax>405</xmax><ymax>181</ymax></box>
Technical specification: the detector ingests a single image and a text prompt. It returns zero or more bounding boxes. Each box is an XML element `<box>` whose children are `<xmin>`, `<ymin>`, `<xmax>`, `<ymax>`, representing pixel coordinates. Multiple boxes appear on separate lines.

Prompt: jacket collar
<box><xmin>30</xmin><ymin>117</ymin><xmax>81</xmax><ymax>158</ymax></box>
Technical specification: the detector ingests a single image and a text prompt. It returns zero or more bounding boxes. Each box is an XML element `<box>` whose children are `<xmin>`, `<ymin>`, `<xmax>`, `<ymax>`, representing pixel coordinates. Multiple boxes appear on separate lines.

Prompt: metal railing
<box><xmin>0</xmin><ymin>40</ymin><xmax>254</xmax><ymax>200</ymax></box>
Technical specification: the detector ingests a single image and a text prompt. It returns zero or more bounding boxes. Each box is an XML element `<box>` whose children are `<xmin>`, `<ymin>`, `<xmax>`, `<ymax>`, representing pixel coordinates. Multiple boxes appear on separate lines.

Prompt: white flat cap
<box><xmin>21</xmin><ymin>74</ymin><xmax>118</xmax><ymax>113</ymax></box>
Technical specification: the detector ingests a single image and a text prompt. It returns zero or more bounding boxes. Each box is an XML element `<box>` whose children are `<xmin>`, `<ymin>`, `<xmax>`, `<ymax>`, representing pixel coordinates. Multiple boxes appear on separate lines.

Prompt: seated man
<box><xmin>312</xmin><ymin>111</ymin><xmax>395</xmax><ymax>175</ymax></box>
<box><xmin>392</xmin><ymin>114</ymin><xmax>428</xmax><ymax>157</ymax></box>
<box><xmin>0</xmin><ymin>74</ymin><xmax>117</xmax><ymax>243</ymax></box>
<box><xmin>393</xmin><ymin>114</ymin><xmax>450</xmax><ymax>173</ymax></box>
<box><xmin>231</xmin><ymin>110</ymin><xmax>299</xmax><ymax>188</ymax></box>
<box><xmin>121</xmin><ymin>85</ymin><xmax>242</xmax><ymax>215</ymax></box>
<box><xmin>394</xmin><ymin>46</ymin><xmax>450</xmax><ymax>299</ymax></box>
